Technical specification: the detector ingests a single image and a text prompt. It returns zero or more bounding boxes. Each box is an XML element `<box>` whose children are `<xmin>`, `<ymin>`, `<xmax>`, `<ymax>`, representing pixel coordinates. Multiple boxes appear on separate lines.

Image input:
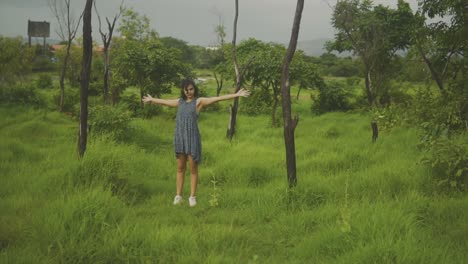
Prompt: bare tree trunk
<box><xmin>214</xmin><ymin>71</ymin><xmax>223</xmax><ymax>96</ymax></box>
<box><xmin>296</xmin><ymin>86</ymin><xmax>302</xmax><ymax>100</ymax></box>
<box><xmin>49</xmin><ymin>0</ymin><xmax>83</xmax><ymax>112</ymax></box>
<box><xmin>103</xmin><ymin>51</ymin><xmax>110</xmax><ymax>103</ymax></box>
<box><xmin>95</xmin><ymin>1</ymin><xmax>122</xmax><ymax>104</ymax></box>
<box><xmin>59</xmin><ymin>42</ymin><xmax>71</xmax><ymax>111</ymax></box>
<box><xmin>226</xmin><ymin>0</ymin><xmax>241</xmax><ymax>140</ymax></box>
<box><xmin>416</xmin><ymin>43</ymin><xmax>445</xmax><ymax>93</ymax></box>
<box><xmin>78</xmin><ymin>0</ymin><xmax>93</xmax><ymax>158</ymax></box>
<box><xmin>271</xmin><ymin>83</ymin><xmax>279</xmax><ymax>127</ymax></box>
<box><xmin>281</xmin><ymin>0</ymin><xmax>304</xmax><ymax>188</ymax></box>
<box><xmin>364</xmin><ymin>67</ymin><xmax>374</xmax><ymax>106</ymax></box>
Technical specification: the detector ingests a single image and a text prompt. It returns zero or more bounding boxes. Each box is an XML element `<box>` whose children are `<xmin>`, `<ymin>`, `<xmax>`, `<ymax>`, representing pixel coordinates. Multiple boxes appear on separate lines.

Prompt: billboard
<box><xmin>28</xmin><ymin>20</ymin><xmax>50</xmax><ymax>38</ymax></box>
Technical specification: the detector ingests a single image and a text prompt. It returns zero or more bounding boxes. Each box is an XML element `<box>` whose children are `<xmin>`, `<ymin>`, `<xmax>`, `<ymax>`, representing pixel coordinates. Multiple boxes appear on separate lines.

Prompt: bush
<box><xmin>120</xmin><ymin>87</ymin><xmax>140</xmax><ymax>115</ymax></box>
<box><xmin>0</xmin><ymin>83</ymin><xmax>46</xmax><ymax>107</ymax></box>
<box><xmin>240</xmin><ymin>88</ymin><xmax>272</xmax><ymax>116</ymax></box>
<box><xmin>198</xmin><ymin>87</ymin><xmax>220</xmax><ymax>112</ymax></box>
<box><xmin>312</xmin><ymin>80</ymin><xmax>353</xmax><ymax>114</ymax></box>
<box><xmin>421</xmin><ymin>138</ymin><xmax>468</xmax><ymax>192</ymax></box>
<box><xmin>35</xmin><ymin>74</ymin><xmax>53</xmax><ymax>89</ymax></box>
<box><xmin>53</xmin><ymin>87</ymin><xmax>79</xmax><ymax>113</ymax></box>
<box><xmin>32</xmin><ymin>55</ymin><xmax>56</xmax><ymax>72</ymax></box>
<box><xmin>89</xmin><ymin>104</ymin><xmax>133</xmax><ymax>140</ymax></box>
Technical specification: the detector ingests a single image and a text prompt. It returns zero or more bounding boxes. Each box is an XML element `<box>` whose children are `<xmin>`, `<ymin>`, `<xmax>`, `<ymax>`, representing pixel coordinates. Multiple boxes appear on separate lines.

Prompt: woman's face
<box><xmin>184</xmin><ymin>84</ymin><xmax>195</xmax><ymax>100</ymax></box>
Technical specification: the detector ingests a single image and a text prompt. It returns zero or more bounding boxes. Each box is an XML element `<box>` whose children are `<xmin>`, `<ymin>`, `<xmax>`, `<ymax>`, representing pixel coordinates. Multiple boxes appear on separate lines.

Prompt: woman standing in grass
<box><xmin>142</xmin><ymin>79</ymin><xmax>250</xmax><ymax>207</ymax></box>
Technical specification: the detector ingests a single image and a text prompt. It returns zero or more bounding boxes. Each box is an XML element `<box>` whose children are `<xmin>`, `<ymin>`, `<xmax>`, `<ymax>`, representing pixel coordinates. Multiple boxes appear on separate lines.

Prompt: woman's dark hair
<box><xmin>180</xmin><ymin>78</ymin><xmax>199</xmax><ymax>100</ymax></box>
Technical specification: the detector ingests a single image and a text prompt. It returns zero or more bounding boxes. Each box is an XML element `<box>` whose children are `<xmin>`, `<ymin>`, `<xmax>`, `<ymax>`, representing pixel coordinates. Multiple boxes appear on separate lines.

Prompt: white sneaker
<box><xmin>173</xmin><ymin>195</ymin><xmax>183</xmax><ymax>205</ymax></box>
<box><xmin>189</xmin><ymin>196</ymin><xmax>197</xmax><ymax>207</ymax></box>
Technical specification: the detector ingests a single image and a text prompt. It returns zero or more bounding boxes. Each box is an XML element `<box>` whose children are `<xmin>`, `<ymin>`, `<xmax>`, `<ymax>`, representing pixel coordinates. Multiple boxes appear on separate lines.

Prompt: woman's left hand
<box><xmin>237</xmin><ymin>88</ymin><xmax>251</xmax><ymax>98</ymax></box>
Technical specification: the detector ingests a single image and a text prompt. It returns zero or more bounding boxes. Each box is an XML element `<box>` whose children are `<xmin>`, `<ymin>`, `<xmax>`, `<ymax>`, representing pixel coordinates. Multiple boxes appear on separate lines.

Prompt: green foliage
<box><xmin>312</xmin><ymin>80</ymin><xmax>354</xmax><ymax>114</ymax></box>
<box><xmin>160</xmin><ymin>36</ymin><xmax>196</xmax><ymax>64</ymax></box>
<box><xmin>32</xmin><ymin>55</ymin><xmax>56</xmax><ymax>72</ymax></box>
<box><xmin>328</xmin><ymin>0</ymin><xmax>415</xmax><ymax>105</ymax></box>
<box><xmin>89</xmin><ymin>104</ymin><xmax>133</xmax><ymax>140</ymax></box>
<box><xmin>316</xmin><ymin>53</ymin><xmax>361</xmax><ymax>77</ymax></box>
<box><xmin>111</xmin><ymin>38</ymin><xmax>192</xmax><ymax>98</ymax></box>
<box><xmin>421</xmin><ymin>138</ymin><xmax>468</xmax><ymax>191</ymax></box>
<box><xmin>55</xmin><ymin>44</ymin><xmax>82</xmax><ymax>87</ymax></box>
<box><xmin>53</xmin><ymin>87</ymin><xmax>79</xmax><ymax>113</ymax></box>
<box><xmin>120</xmin><ymin>86</ymin><xmax>162</xmax><ymax>118</ymax></box>
<box><xmin>240</xmin><ymin>88</ymin><xmax>272</xmax><ymax>115</ymax></box>
<box><xmin>118</xmin><ymin>7</ymin><xmax>158</xmax><ymax>41</ymax></box>
<box><xmin>0</xmin><ymin>36</ymin><xmax>35</xmax><ymax>84</ymax></box>
<box><xmin>0</xmin><ymin>83</ymin><xmax>46</xmax><ymax>107</ymax></box>
<box><xmin>412</xmin><ymin>85</ymin><xmax>467</xmax><ymax>134</ymax></box>
<box><xmin>35</xmin><ymin>74</ymin><xmax>53</xmax><ymax>89</ymax></box>
<box><xmin>372</xmin><ymin>104</ymin><xmax>406</xmax><ymax>131</ymax></box>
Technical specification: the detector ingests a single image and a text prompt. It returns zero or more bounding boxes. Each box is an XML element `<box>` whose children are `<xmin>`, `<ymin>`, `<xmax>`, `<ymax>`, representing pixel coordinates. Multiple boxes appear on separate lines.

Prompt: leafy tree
<box><xmin>290</xmin><ymin>50</ymin><xmax>325</xmax><ymax>100</ymax></box>
<box><xmin>118</xmin><ymin>7</ymin><xmax>157</xmax><ymax>41</ymax></box>
<box><xmin>412</xmin><ymin>0</ymin><xmax>466</xmax><ymax>93</ymax></box>
<box><xmin>0</xmin><ymin>36</ymin><xmax>34</xmax><ymax>84</ymax></box>
<box><xmin>111</xmin><ymin>8</ymin><xmax>192</xmax><ymax>106</ymax></box>
<box><xmin>160</xmin><ymin>37</ymin><xmax>196</xmax><ymax>64</ymax></box>
<box><xmin>112</xmin><ymin>39</ymin><xmax>191</xmax><ymax>106</ymax></box>
<box><xmin>328</xmin><ymin>0</ymin><xmax>414</xmax><ymax>106</ymax></box>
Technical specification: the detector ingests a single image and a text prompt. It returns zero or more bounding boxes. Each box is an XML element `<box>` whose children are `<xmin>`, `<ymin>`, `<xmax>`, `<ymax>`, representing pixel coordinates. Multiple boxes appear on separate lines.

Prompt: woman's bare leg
<box><xmin>176</xmin><ymin>154</ymin><xmax>187</xmax><ymax>196</ymax></box>
<box><xmin>188</xmin><ymin>155</ymin><xmax>198</xmax><ymax>197</ymax></box>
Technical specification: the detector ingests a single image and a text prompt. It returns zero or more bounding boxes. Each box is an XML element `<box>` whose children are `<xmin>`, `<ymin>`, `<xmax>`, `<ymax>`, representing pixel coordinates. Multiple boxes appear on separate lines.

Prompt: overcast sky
<box><xmin>0</xmin><ymin>0</ymin><xmax>419</xmax><ymax>46</ymax></box>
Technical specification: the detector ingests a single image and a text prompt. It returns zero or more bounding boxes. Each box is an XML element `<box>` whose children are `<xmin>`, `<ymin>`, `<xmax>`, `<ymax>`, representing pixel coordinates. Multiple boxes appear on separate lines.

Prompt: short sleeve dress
<box><xmin>174</xmin><ymin>98</ymin><xmax>202</xmax><ymax>163</ymax></box>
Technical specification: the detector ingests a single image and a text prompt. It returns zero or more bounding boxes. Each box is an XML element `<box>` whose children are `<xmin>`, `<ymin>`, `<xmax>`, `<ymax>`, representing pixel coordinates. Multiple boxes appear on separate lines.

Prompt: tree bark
<box><xmin>416</xmin><ymin>43</ymin><xmax>445</xmax><ymax>93</ymax></box>
<box><xmin>226</xmin><ymin>0</ymin><xmax>241</xmax><ymax>140</ymax></box>
<box><xmin>281</xmin><ymin>0</ymin><xmax>304</xmax><ymax>188</ymax></box>
<box><xmin>78</xmin><ymin>0</ymin><xmax>93</xmax><ymax>158</ymax></box>
<box><xmin>214</xmin><ymin>71</ymin><xmax>223</xmax><ymax>97</ymax></box>
<box><xmin>95</xmin><ymin>1</ymin><xmax>122</xmax><ymax>104</ymax></box>
<box><xmin>371</xmin><ymin>120</ymin><xmax>378</xmax><ymax>143</ymax></box>
<box><xmin>364</xmin><ymin>67</ymin><xmax>375</xmax><ymax>106</ymax></box>
<box><xmin>59</xmin><ymin>42</ymin><xmax>71</xmax><ymax>111</ymax></box>
<box><xmin>271</xmin><ymin>83</ymin><xmax>279</xmax><ymax>127</ymax></box>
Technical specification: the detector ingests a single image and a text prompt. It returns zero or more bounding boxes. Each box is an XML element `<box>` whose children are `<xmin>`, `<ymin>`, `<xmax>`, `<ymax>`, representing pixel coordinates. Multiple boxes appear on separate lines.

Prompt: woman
<box><xmin>142</xmin><ymin>79</ymin><xmax>250</xmax><ymax>207</ymax></box>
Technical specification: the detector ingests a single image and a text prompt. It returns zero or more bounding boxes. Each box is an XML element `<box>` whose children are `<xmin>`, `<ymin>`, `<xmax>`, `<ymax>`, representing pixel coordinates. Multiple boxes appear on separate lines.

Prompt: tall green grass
<box><xmin>1</xmin><ymin>102</ymin><xmax>467</xmax><ymax>263</ymax></box>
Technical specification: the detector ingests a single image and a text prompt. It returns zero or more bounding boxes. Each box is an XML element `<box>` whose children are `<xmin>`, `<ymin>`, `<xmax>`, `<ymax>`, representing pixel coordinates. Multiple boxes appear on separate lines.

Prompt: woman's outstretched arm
<box><xmin>197</xmin><ymin>88</ymin><xmax>250</xmax><ymax>111</ymax></box>
<box><xmin>142</xmin><ymin>94</ymin><xmax>179</xmax><ymax>107</ymax></box>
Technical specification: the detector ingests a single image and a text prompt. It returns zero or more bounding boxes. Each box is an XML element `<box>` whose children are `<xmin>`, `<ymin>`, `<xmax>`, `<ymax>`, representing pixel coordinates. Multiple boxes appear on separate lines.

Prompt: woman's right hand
<box><xmin>142</xmin><ymin>94</ymin><xmax>154</xmax><ymax>104</ymax></box>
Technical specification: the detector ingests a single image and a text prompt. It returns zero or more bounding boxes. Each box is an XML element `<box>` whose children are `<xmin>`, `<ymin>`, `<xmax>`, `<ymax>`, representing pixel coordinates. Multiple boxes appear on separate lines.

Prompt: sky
<box><xmin>0</xmin><ymin>0</ymin><xmax>419</xmax><ymax>46</ymax></box>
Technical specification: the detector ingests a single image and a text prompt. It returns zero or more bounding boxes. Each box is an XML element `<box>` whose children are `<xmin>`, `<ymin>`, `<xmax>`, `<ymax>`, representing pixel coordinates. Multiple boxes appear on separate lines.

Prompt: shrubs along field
<box><xmin>1</xmin><ymin>87</ymin><xmax>467</xmax><ymax>263</ymax></box>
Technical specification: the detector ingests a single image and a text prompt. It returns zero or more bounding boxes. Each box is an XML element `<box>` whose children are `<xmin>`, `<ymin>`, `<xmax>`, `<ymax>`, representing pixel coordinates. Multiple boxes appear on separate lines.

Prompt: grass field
<box><xmin>1</xmin><ymin>86</ymin><xmax>467</xmax><ymax>263</ymax></box>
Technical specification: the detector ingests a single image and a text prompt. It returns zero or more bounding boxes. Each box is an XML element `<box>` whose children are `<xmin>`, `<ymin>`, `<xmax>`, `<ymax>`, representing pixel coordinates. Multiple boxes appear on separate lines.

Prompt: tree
<box><xmin>413</xmin><ymin>0</ymin><xmax>466</xmax><ymax>93</ymax></box>
<box><xmin>48</xmin><ymin>0</ymin><xmax>83</xmax><ymax>111</ymax></box>
<box><xmin>94</xmin><ymin>0</ymin><xmax>123</xmax><ymax>104</ymax></box>
<box><xmin>290</xmin><ymin>50</ymin><xmax>325</xmax><ymax>100</ymax></box>
<box><xmin>211</xmin><ymin>7</ymin><xmax>227</xmax><ymax>96</ymax></box>
<box><xmin>0</xmin><ymin>37</ymin><xmax>34</xmax><ymax>84</ymax></box>
<box><xmin>78</xmin><ymin>0</ymin><xmax>93</xmax><ymax>158</ymax></box>
<box><xmin>160</xmin><ymin>37</ymin><xmax>196</xmax><ymax>63</ymax></box>
<box><xmin>226</xmin><ymin>0</ymin><xmax>254</xmax><ymax>140</ymax></box>
<box><xmin>328</xmin><ymin>0</ymin><xmax>414</xmax><ymax>106</ymax></box>
<box><xmin>241</xmin><ymin>39</ymin><xmax>285</xmax><ymax>127</ymax></box>
<box><xmin>281</xmin><ymin>0</ymin><xmax>304</xmax><ymax>187</ymax></box>
<box><xmin>112</xmin><ymin>8</ymin><xmax>191</xmax><ymax>105</ymax></box>
<box><xmin>112</xmin><ymin>40</ymin><xmax>191</xmax><ymax>106</ymax></box>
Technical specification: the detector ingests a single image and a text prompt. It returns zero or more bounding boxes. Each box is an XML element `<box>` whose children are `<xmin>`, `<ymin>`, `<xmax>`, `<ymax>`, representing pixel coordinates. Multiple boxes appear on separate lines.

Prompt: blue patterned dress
<box><xmin>174</xmin><ymin>98</ymin><xmax>202</xmax><ymax>163</ymax></box>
